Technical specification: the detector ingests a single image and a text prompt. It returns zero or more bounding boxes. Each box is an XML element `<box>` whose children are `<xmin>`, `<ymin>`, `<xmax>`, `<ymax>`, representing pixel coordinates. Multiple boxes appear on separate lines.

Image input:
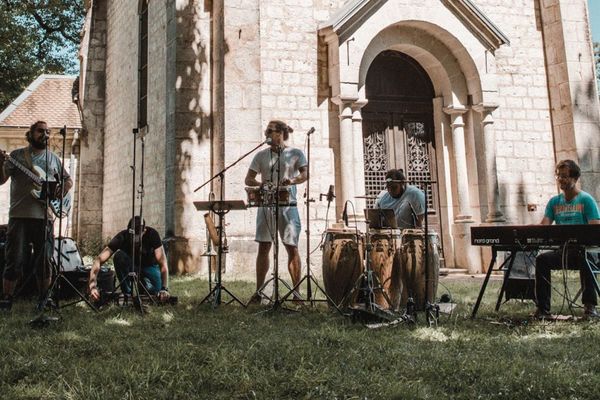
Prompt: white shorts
<box><xmin>255</xmin><ymin>206</ymin><xmax>301</xmax><ymax>247</ymax></box>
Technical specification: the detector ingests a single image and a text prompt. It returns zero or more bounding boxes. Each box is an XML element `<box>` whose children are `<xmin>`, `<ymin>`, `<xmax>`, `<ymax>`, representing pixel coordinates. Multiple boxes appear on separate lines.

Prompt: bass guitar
<box><xmin>1</xmin><ymin>149</ymin><xmax>72</xmax><ymax>218</ymax></box>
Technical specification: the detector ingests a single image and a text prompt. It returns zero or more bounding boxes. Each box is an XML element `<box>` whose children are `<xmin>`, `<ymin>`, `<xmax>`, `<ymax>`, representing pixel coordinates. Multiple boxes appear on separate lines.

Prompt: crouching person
<box><xmin>88</xmin><ymin>216</ymin><xmax>170</xmax><ymax>303</ymax></box>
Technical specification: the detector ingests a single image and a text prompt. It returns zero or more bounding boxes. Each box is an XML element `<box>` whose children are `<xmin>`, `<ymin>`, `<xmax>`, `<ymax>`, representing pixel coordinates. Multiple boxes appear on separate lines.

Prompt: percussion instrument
<box><xmin>245</xmin><ymin>186</ymin><xmax>291</xmax><ymax>207</ymax></box>
<box><xmin>321</xmin><ymin>228</ymin><xmax>364</xmax><ymax>306</ymax></box>
<box><xmin>399</xmin><ymin>229</ymin><xmax>440</xmax><ymax>310</ymax></box>
<box><xmin>367</xmin><ymin>229</ymin><xmax>403</xmax><ymax>310</ymax></box>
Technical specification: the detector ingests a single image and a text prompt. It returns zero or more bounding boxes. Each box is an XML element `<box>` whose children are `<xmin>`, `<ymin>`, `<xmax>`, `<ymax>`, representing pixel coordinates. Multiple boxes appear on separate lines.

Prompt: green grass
<box><xmin>1</xmin><ymin>274</ymin><xmax>599</xmax><ymax>400</ymax></box>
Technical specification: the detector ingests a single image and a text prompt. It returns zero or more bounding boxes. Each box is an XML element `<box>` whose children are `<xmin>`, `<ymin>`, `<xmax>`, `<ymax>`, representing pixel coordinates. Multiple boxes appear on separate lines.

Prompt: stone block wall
<box><xmin>478</xmin><ymin>0</ymin><xmax>557</xmax><ymax>223</ymax></box>
<box><xmin>78</xmin><ymin>0</ymin><xmax>107</xmax><ymax>248</ymax></box>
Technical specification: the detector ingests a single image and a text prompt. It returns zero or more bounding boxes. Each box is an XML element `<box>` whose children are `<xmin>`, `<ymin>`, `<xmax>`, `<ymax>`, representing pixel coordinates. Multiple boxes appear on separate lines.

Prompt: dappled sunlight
<box><xmin>60</xmin><ymin>331</ymin><xmax>85</xmax><ymax>342</ymax></box>
<box><xmin>162</xmin><ymin>311</ymin><xmax>174</xmax><ymax>324</ymax></box>
<box><xmin>412</xmin><ymin>327</ymin><xmax>451</xmax><ymax>342</ymax></box>
<box><xmin>518</xmin><ymin>327</ymin><xmax>584</xmax><ymax>341</ymax></box>
<box><xmin>105</xmin><ymin>316</ymin><xmax>132</xmax><ymax>327</ymax></box>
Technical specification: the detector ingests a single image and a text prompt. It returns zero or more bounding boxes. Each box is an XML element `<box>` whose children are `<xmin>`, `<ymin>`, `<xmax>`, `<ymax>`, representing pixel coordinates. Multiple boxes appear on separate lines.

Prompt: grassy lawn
<box><xmin>1</xmin><ymin>274</ymin><xmax>599</xmax><ymax>400</ymax></box>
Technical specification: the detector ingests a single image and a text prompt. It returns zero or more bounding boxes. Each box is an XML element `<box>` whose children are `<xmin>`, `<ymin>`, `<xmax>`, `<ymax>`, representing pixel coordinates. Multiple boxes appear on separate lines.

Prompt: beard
<box><xmin>30</xmin><ymin>138</ymin><xmax>47</xmax><ymax>150</ymax></box>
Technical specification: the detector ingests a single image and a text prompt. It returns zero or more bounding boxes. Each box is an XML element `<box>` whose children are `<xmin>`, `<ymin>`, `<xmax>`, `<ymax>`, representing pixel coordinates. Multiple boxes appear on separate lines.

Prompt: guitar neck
<box><xmin>7</xmin><ymin>155</ymin><xmax>42</xmax><ymax>185</ymax></box>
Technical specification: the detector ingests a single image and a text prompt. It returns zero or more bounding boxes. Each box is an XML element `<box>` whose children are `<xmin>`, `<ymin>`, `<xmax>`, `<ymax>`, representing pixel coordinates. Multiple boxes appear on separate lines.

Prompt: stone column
<box><xmin>351</xmin><ymin>101</ymin><xmax>367</xmax><ymax>218</ymax></box>
<box><xmin>445</xmin><ymin>106</ymin><xmax>479</xmax><ymax>273</ymax></box>
<box><xmin>474</xmin><ymin>104</ymin><xmax>504</xmax><ymax>222</ymax></box>
<box><xmin>338</xmin><ymin>101</ymin><xmax>355</xmax><ymax>216</ymax></box>
<box><xmin>444</xmin><ymin>107</ymin><xmax>473</xmax><ymax>222</ymax></box>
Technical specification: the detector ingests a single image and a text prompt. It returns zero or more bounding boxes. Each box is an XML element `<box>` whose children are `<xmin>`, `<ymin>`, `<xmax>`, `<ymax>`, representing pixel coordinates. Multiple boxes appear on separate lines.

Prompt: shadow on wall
<box><xmin>166</xmin><ymin>1</ymin><xmax>212</xmax><ymax>275</ymax></box>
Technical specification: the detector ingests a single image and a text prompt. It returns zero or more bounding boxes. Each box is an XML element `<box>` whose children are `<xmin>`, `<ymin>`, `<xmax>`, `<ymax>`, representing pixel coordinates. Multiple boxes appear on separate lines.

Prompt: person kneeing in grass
<box><xmin>535</xmin><ymin>160</ymin><xmax>600</xmax><ymax>319</ymax></box>
<box><xmin>88</xmin><ymin>216</ymin><xmax>170</xmax><ymax>303</ymax></box>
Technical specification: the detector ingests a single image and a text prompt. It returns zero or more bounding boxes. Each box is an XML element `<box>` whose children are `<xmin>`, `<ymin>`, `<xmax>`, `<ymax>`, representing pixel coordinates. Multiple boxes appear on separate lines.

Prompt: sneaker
<box><xmin>533</xmin><ymin>308</ymin><xmax>553</xmax><ymax>320</ymax></box>
<box><xmin>583</xmin><ymin>304</ymin><xmax>599</xmax><ymax>319</ymax></box>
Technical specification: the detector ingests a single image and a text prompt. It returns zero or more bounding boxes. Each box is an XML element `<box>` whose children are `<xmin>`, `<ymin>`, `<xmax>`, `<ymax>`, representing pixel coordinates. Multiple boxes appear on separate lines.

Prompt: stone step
<box><xmin>440</xmin><ymin>268</ymin><xmax>468</xmax><ymax>276</ymax></box>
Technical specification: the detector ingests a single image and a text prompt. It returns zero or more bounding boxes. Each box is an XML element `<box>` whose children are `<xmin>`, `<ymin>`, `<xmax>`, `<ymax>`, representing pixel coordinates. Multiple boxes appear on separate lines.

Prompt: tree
<box><xmin>0</xmin><ymin>0</ymin><xmax>84</xmax><ymax>110</ymax></box>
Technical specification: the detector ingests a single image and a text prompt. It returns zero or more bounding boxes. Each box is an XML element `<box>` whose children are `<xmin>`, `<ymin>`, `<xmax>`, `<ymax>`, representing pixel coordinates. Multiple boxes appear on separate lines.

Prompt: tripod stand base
<box><xmin>29</xmin><ymin>313</ymin><xmax>60</xmax><ymax>328</ymax></box>
<box><xmin>200</xmin><ymin>283</ymin><xmax>246</xmax><ymax>308</ymax></box>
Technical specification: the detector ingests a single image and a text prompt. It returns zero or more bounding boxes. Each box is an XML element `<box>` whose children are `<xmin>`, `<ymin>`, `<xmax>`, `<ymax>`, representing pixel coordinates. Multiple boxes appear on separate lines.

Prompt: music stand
<box><xmin>195</xmin><ymin>199</ymin><xmax>247</xmax><ymax>307</ymax></box>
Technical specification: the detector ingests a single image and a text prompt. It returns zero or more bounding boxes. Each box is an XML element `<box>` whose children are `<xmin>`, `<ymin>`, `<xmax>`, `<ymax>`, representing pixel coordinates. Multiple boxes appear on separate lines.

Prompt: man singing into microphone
<box><xmin>375</xmin><ymin>168</ymin><xmax>425</xmax><ymax>229</ymax></box>
<box><xmin>0</xmin><ymin>120</ymin><xmax>72</xmax><ymax>310</ymax></box>
<box><xmin>244</xmin><ymin>120</ymin><xmax>308</xmax><ymax>303</ymax></box>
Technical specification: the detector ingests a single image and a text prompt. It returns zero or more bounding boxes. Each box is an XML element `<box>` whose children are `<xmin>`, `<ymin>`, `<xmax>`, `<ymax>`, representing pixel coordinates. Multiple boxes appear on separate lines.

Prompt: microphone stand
<box><xmin>279</xmin><ymin>128</ymin><xmax>342</xmax><ymax>313</ymax></box>
<box><xmin>34</xmin><ymin>127</ymin><xmax>97</xmax><ymax>325</ymax></box>
<box><xmin>29</xmin><ymin>131</ymin><xmax>57</xmax><ymax>326</ymax></box>
<box><xmin>195</xmin><ymin>139</ymin><xmax>270</xmax><ymax>307</ymax></box>
<box><xmin>112</xmin><ymin>129</ymin><xmax>156</xmax><ymax>315</ymax></box>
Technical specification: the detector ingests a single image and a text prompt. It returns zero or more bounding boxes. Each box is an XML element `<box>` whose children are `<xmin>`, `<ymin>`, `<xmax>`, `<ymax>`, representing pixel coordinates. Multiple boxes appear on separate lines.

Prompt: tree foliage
<box><xmin>0</xmin><ymin>0</ymin><xmax>84</xmax><ymax>110</ymax></box>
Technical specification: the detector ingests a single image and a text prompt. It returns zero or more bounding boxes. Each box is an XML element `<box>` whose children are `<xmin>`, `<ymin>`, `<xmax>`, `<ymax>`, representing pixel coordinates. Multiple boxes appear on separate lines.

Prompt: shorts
<box><xmin>255</xmin><ymin>206</ymin><xmax>301</xmax><ymax>247</ymax></box>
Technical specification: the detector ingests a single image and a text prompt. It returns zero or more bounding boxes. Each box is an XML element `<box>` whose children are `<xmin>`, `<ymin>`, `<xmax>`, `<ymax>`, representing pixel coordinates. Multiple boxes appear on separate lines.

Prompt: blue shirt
<box><xmin>375</xmin><ymin>185</ymin><xmax>425</xmax><ymax>229</ymax></box>
<box><xmin>544</xmin><ymin>191</ymin><xmax>600</xmax><ymax>225</ymax></box>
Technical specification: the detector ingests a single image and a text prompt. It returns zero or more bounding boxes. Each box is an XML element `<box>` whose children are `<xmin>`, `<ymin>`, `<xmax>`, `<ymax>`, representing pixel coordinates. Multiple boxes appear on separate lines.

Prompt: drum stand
<box><xmin>340</xmin><ymin>218</ymin><xmax>410</xmax><ymax>324</ymax></box>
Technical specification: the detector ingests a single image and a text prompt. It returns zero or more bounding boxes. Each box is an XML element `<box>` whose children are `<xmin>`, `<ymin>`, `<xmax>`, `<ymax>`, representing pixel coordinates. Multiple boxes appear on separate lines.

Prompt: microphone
<box><xmin>307</xmin><ymin>127</ymin><xmax>315</xmax><ymax>135</ymax></box>
<box><xmin>42</xmin><ymin>130</ymin><xmax>50</xmax><ymax>141</ymax></box>
<box><xmin>326</xmin><ymin>185</ymin><xmax>335</xmax><ymax>202</ymax></box>
<box><xmin>342</xmin><ymin>201</ymin><xmax>348</xmax><ymax>226</ymax></box>
<box><xmin>265</xmin><ymin>137</ymin><xmax>273</xmax><ymax>145</ymax></box>
<box><xmin>59</xmin><ymin>125</ymin><xmax>67</xmax><ymax>137</ymax></box>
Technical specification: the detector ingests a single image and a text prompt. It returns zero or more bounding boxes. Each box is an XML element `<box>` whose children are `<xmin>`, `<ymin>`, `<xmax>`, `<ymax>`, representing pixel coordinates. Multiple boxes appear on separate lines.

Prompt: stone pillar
<box><xmin>351</xmin><ymin>101</ymin><xmax>367</xmax><ymax>218</ymax></box>
<box><xmin>338</xmin><ymin>101</ymin><xmax>355</xmax><ymax>216</ymax></box>
<box><xmin>444</xmin><ymin>106</ymin><xmax>480</xmax><ymax>273</ymax></box>
<box><xmin>444</xmin><ymin>107</ymin><xmax>473</xmax><ymax>222</ymax></box>
<box><xmin>474</xmin><ymin>104</ymin><xmax>505</xmax><ymax>223</ymax></box>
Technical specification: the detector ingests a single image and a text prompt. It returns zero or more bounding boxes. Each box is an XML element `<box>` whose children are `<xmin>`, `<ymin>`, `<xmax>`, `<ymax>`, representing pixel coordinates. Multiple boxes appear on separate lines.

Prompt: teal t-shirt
<box><xmin>544</xmin><ymin>191</ymin><xmax>600</xmax><ymax>225</ymax></box>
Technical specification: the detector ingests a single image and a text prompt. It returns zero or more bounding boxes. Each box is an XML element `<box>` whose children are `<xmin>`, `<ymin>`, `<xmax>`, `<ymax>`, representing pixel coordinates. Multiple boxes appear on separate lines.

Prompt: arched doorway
<box><xmin>362</xmin><ymin>50</ymin><xmax>441</xmax><ymax>235</ymax></box>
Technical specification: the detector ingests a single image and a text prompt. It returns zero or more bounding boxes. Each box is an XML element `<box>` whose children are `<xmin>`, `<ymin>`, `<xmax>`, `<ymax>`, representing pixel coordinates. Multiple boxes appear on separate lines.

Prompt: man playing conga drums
<box><xmin>244</xmin><ymin>120</ymin><xmax>307</xmax><ymax>303</ymax></box>
<box><xmin>375</xmin><ymin>169</ymin><xmax>425</xmax><ymax>229</ymax></box>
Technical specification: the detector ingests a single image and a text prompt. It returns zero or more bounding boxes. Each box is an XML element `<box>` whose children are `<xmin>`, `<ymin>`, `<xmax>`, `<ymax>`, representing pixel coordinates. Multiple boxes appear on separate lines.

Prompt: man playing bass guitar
<box><xmin>0</xmin><ymin>120</ymin><xmax>72</xmax><ymax>310</ymax></box>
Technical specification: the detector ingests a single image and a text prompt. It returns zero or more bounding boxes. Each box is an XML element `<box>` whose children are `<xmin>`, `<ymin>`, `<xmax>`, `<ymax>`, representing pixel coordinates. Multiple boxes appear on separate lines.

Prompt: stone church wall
<box><xmin>89</xmin><ymin>0</ymin><xmax>599</xmax><ymax>276</ymax></box>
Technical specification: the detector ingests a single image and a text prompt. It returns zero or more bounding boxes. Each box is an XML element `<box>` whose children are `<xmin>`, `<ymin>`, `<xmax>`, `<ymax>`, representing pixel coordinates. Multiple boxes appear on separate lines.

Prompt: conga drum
<box><xmin>399</xmin><ymin>229</ymin><xmax>441</xmax><ymax>310</ymax></box>
<box><xmin>367</xmin><ymin>229</ymin><xmax>403</xmax><ymax>310</ymax></box>
<box><xmin>321</xmin><ymin>228</ymin><xmax>364</xmax><ymax>307</ymax></box>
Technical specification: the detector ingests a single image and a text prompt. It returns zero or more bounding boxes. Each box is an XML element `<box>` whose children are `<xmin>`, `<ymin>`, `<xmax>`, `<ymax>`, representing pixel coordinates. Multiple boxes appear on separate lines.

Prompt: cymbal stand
<box><xmin>194</xmin><ymin>140</ymin><xmax>271</xmax><ymax>307</ymax></box>
<box><xmin>280</xmin><ymin>127</ymin><xmax>342</xmax><ymax>313</ymax></box>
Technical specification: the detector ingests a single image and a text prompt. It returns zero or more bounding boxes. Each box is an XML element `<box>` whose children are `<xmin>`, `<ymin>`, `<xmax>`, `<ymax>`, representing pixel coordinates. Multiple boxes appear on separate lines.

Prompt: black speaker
<box><xmin>503</xmin><ymin>251</ymin><xmax>536</xmax><ymax>301</ymax></box>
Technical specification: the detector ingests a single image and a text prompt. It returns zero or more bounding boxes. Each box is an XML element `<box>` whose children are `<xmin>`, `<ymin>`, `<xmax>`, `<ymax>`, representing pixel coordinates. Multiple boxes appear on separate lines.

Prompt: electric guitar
<box><xmin>1</xmin><ymin>150</ymin><xmax>72</xmax><ymax>218</ymax></box>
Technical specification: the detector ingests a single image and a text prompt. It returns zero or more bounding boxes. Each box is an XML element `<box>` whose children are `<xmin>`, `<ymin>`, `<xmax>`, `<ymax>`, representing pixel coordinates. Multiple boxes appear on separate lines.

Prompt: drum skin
<box><xmin>399</xmin><ymin>229</ymin><xmax>440</xmax><ymax>310</ymax></box>
<box><xmin>322</xmin><ymin>230</ymin><xmax>364</xmax><ymax>307</ymax></box>
<box><xmin>367</xmin><ymin>229</ymin><xmax>403</xmax><ymax>310</ymax></box>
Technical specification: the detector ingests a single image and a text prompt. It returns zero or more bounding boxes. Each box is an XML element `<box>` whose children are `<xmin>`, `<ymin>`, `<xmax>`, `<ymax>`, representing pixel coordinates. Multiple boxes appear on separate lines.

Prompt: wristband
<box><xmin>161</xmin><ymin>287</ymin><xmax>169</xmax><ymax>292</ymax></box>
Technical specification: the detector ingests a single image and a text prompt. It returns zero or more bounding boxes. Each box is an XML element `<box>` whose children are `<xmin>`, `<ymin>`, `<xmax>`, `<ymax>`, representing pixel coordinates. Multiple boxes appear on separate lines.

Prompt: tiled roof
<box><xmin>0</xmin><ymin>74</ymin><xmax>82</xmax><ymax>129</ymax></box>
